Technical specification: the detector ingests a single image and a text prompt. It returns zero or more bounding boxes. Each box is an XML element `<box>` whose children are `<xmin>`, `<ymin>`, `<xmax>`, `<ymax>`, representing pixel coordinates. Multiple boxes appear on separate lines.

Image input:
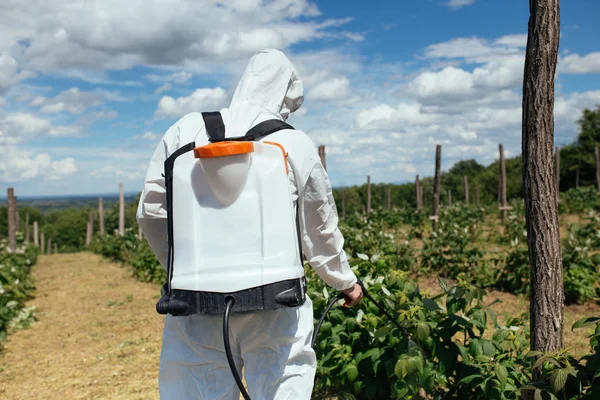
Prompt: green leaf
<box><xmin>572</xmin><ymin>317</ymin><xmax>600</xmax><ymax>331</ymax></box>
<box><xmin>374</xmin><ymin>326</ymin><xmax>391</xmax><ymax>338</ymax></box>
<box><xmin>495</xmin><ymin>364</ymin><xmax>508</xmax><ymax>388</ymax></box>
<box><xmin>438</xmin><ymin>277</ymin><xmax>450</xmax><ymax>293</ymax></box>
<box><xmin>395</xmin><ymin>357</ymin><xmax>408</xmax><ymax>379</ymax></box>
<box><xmin>346</xmin><ymin>364</ymin><xmax>358</xmax><ymax>382</ymax></box>
<box><xmin>460</xmin><ymin>374</ymin><xmax>481</xmax><ymax>384</ymax></box>
<box><xmin>416</xmin><ymin>322</ymin><xmax>430</xmax><ymax>341</ymax></box>
<box><xmin>550</xmin><ymin>368</ymin><xmax>570</xmax><ymax>393</ymax></box>
<box><xmin>423</xmin><ymin>298</ymin><xmax>442</xmax><ymax>311</ymax></box>
<box><xmin>534</xmin><ymin>388</ymin><xmax>542</xmax><ymax>400</ymax></box>
<box><xmin>482</xmin><ymin>341</ymin><xmax>496</xmax><ymax>357</ymax></box>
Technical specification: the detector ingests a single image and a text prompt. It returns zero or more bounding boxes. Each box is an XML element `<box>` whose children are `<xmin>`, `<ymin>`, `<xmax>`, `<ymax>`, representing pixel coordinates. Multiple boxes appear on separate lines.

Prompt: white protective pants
<box><xmin>158</xmin><ymin>296</ymin><xmax>317</xmax><ymax>399</ymax></box>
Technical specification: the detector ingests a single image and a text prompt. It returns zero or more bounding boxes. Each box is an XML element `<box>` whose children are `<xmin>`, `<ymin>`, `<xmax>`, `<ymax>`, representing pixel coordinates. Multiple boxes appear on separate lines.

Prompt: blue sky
<box><xmin>0</xmin><ymin>0</ymin><xmax>599</xmax><ymax>197</ymax></box>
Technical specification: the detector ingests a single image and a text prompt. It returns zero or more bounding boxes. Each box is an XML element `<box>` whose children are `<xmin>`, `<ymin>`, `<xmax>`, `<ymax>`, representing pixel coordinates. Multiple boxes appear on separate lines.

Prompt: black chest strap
<box><xmin>202</xmin><ymin>111</ymin><xmax>294</xmax><ymax>143</ymax></box>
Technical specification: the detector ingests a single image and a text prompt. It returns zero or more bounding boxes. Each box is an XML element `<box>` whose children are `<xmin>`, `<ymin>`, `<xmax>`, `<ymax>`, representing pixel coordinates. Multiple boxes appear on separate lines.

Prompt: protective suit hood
<box><xmin>223</xmin><ymin>48</ymin><xmax>304</xmax><ymax>137</ymax></box>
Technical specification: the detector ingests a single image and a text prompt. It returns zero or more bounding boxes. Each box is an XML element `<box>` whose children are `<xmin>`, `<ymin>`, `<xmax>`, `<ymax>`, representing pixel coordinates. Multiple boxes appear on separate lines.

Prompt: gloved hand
<box><xmin>341</xmin><ymin>283</ymin><xmax>364</xmax><ymax>307</ymax></box>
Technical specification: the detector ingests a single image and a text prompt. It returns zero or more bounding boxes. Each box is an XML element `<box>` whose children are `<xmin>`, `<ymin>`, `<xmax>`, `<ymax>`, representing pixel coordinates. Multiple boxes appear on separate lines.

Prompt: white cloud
<box><xmin>0</xmin><ymin>0</ymin><xmax>357</xmax><ymax>78</ymax></box>
<box><xmin>0</xmin><ymin>144</ymin><xmax>76</xmax><ymax>182</ymax></box>
<box><xmin>355</xmin><ymin>103</ymin><xmax>435</xmax><ymax>129</ymax></box>
<box><xmin>0</xmin><ymin>112</ymin><xmax>80</xmax><ymax>144</ymax></box>
<box><xmin>0</xmin><ymin>53</ymin><xmax>35</xmax><ymax>94</ymax></box>
<box><xmin>90</xmin><ymin>164</ymin><xmax>146</xmax><ymax>181</ymax></box>
<box><xmin>39</xmin><ymin>87</ymin><xmax>104</xmax><ymax>114</ymax></box>
<box><xmin>408</xmin><ymin>56</ymin><xmax>524</xmax><ymax>105</ymax></box>
<box><xmin>446</xmin><ymin>0</ymin><xmax>476</xmax><ymax>9</ymax></box>
<box><xmin>559</xmin><ymin>52</ymin><xmax>600</xmax><ymax>74</ymax></box>
<box><xmin>154</xmin><ymin>87</ymin><xmax>228</xmax><ymax>119</ymax></box>
<box><xmin>309</xmin><ymin>76</ymin><xmax>350</xmax><ymax>101</ymax></box>
<box><xmin>134</xmin><ymin>132</ymin><xmax>162</xmax><ymax>141</ymax></box>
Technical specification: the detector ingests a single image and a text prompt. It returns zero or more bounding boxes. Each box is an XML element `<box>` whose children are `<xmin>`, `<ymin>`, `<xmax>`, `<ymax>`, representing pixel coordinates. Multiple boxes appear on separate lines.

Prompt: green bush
<box><xmin>0</xmin><ymin>240</ymin><xmax>38</xmax><ymax>343</ymax></box>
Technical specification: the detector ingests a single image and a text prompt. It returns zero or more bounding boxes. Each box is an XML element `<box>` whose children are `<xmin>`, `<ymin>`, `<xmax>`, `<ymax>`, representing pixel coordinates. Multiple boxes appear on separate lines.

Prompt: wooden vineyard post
<box><xmin>89</xmin><ymin>210</ymin><xmax>94</xmax><ymax>237</ymax></box>
<box><xmin>86</xmin><ymin>222</ymin><xmax>92</xmax><ymax>247</ymax></box>
<box><xmin>464</xmin><ymin>176</ymin><xmax>469</xmax><ymax>205</ymax></box>
<box><xmin>98</xmin><ymin>197</ymin><xmax>105</xmax><ymax>236</ymax></box>
<box><xmin>522</xmin><ymin>0</ymin><xmax>564</xmax><ymax>376</ymax></box>
<box><xmin>448</xmin><ymin>190</ymin><xmax>452</xmax><ymax>207</ymax></box>
<box><xmin>25</xmin><ymin>213</ymin><xmax>30</xmax><ymax>243</ymax></box>
<box><xmin>430</xmin><ymin>145</ymin><xmax>441</xmax><ymax>229</ymax></box>
<box><xmin>555</xmin><ymin>146</ymin><xmax>560</xmax><ymax>203</ymax></box>
<box><xmin>7</xmin><ymin>188</ymin><xmax>16</xmax><ymax>252</ymax></box>
<box><xmin>47</xmin><ymin>239</ymin><xmax>51</xmax><ymax>255</ymax></box>
<box><xmin>54</xmin><ymin>243</ymin><xmax>58</xmax><ymax>254</ymax></box>
<box><xmin>595</xmin><ymin>146</ymin><xmax>600</xmax><ymax>194</ymax></box>
<box><xmin>119</xmin><ymin>183</ymin><xmax>125</xmax><ymax>237</ymax></box>
<box><xmin>415</xmin><ymin>175</ymin><xmax>421</xmax><ymax>210</ymax></box>
<box><xmin>366</xmin><ymin>176</ymin><xmax>371</xmax><ymax>215</ymax></box>
<box><xmin>361</xmin><ymin>204</ymin><xmax>366</xmax><ymax>214</ymax></box>
<box><xmin>476</xmin><ymin>186</ymin><xmax>481</xmax><ymax>206</ymax></box>
<box><xmin>575</xmin><ymin>167</ymin><xmax>580</xmax><ymax>189</ymax></box>
<box><xmin>419</xmin><ymin>184</ymin><xmax>424</xmax><ymax>211</ymax></box>
<box><xmin>13</xmin><ymin>194</ymin><xmax>19</xmax><ymax>233</ymax></box>
<box><xmin>499</xmin><ymin>144</ymin><xmax>509</xmax><ymax>223</ymax></box>
<box><xmin>33</xmin><ymin>221</ymin><xmax>39</xmax><ymax>247</ymax></box>
<box><xmin>41</xmin><ymin>232</ymin><xmax>45</xmax><ymax>253</ymax></box>
<box><xmin>386</xmin><ymin>186</ymin><xmax>391</xmax><ymax>210</ymax></box>
<box><xmin>318</xmin><ymin>145</ymin><xmax>327</xmax><ymax>171</ymax></box>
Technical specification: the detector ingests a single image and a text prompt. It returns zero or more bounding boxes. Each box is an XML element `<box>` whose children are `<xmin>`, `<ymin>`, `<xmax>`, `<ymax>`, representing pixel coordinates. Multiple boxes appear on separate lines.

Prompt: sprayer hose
<box><xmin>223</xmin><ymin>297</ymin><xmax>252</xmax><ymax>400</ymax></box>
<box><xmin>311</xmin><ymin>281</ymin><xmax>412</xmax><ymax>349</ymax></box>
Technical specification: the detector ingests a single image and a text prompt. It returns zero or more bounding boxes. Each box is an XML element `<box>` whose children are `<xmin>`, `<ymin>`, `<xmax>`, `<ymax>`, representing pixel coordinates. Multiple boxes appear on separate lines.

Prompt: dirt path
<box><xmin>0</xmin><ymin>253</ymin><xmax>165</xmax><ymax>400</ymax></box>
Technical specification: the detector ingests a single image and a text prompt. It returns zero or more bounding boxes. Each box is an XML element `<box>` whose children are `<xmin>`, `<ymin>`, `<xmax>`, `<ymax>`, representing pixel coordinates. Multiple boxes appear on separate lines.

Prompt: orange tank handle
<box><xmin>194</xmin><ymin>142</ymin><xmax>254</xmax><ymax>158</ymax></box>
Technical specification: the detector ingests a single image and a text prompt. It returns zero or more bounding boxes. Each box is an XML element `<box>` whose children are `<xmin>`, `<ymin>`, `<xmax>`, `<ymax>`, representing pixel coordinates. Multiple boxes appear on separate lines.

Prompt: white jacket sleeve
<box><xmin>299</xmin><ymin>162</ymin><xmax>357</xmax><ymax>291</ymax></box>
<box><xmin>136</xmin><ymin>133</ymin><xmax>172</xmax><ymax>270</ymax></box>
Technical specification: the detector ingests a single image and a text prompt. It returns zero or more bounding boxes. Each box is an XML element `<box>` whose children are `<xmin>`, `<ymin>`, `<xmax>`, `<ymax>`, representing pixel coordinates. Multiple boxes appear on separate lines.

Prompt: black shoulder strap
<box><xmin>202</xmin><ymin>112</ymin><xmax>226</xmax><ymax>142</ymax></box>
<box><xmin>202</xmin><ymin>111</ymin><xmax>294</xmax><ymax>143</ymax></box>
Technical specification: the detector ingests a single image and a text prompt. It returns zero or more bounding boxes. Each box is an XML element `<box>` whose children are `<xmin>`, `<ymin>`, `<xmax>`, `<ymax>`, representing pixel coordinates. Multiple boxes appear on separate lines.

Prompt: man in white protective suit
<box><xmin>136</xmin><ymin>48</ymin><xmax>363</xmax><ymax>399</ymax></box>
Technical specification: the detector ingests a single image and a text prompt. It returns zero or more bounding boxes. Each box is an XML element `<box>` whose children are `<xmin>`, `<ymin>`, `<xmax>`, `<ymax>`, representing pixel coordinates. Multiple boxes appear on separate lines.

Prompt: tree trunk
<box><xmin>555</xmin><ymin>146</ymin><xmax>560</xmax><ymax>202</ymax></box>
<box><xmin>119</xmin><ymin>183</ymin><xmax>125</xmax><ymax>236</ymax></box>
<box><xmin>464</xmin><ymin>176</ymin><xmax>469</xmax><ymax>205</ymax></box>
<box><xmin>7</xmin><ymin>188</ymin><xmax>16</xmax><ymax>252</ymax></box>
<box><xmin>318</xmin><ymin>145</ymin><xmax>327</xmax><ymax>171</ymax></box>
<box><xmin>432</xmin><ymin>145</ymin><xmax>442</xmax><ymax>228</ymax></box>
<box><xmin>41</xmin><ymin>232</ymin><xmax>45</xmax><ymax>253</ymax></box>
<box><xmin>499</xmin><ymin>144</ymin><xmax>508</xmax><ymax>224</ymax></box>
<box><xmin>522</xmin><ymin>0</ymin><xmax>564</xmax><ymax>373</ymax></box>
<box><xmin>366</xmin><ymin>176</ymin><xmax>371</xmax><ymax>215</ymax></box>
<box><xmin>33</xmin><ymin>221</ymin><xmax>39</xmax><ymax>247</ymax></box>
<box><xmin>54</xmin><ymin>243</ymin><xmax>58</xmax><ymax>254</ymax></box>
<box><xmin>98</xmin><ymin>197</ymin><xmax>105</xmax><ymax>236</ymax></box>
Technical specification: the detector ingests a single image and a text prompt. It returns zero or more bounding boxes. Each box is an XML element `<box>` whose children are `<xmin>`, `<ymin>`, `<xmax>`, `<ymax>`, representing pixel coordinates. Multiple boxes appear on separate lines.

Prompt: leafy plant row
<box><xmin>0</xmin><ymin>234</ymin><xmax>38</xmax><ymax>345</ymax></box>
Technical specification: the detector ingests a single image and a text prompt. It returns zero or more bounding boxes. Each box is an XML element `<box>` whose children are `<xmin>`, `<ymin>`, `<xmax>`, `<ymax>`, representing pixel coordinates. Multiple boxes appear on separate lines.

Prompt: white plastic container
<box><xmin>169</xmin><ymin>140</ymin><xmax>304</xmax><ymax>293</ymax></box>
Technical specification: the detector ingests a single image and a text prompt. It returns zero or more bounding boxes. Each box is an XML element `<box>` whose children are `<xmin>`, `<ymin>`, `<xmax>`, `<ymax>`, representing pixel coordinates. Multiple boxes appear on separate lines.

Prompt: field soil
<box><xmin>0</xmin><ymin>253</ymin><xmax>164</xmax><ymax>400</ymax></box>
<box><xmin>1</xmin><ymin>252</ymin><xmax>599</xmax><ymax>399</ymax></box>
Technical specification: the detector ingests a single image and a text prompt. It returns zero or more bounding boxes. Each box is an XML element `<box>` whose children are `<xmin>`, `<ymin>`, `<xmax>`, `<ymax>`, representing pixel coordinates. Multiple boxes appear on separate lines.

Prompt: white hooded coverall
<box><xmin>136</xmin><ymin>48</ymin><xmax>357</xmax><ymax>400</ymax></box>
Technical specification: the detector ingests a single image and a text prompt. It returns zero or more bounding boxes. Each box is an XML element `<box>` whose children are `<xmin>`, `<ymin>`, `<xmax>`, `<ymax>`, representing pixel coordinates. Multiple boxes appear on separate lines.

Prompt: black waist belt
<box><xmin>156</xmin><ymin>277</ymin><xmax>307</xmax><ymax>316</ymax></box>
